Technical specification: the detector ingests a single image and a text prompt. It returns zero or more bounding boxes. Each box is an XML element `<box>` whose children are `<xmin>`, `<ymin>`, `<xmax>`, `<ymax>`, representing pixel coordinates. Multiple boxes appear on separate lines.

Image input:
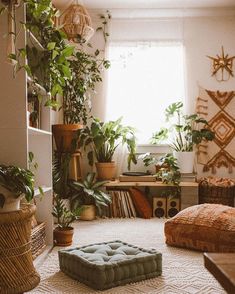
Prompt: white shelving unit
<box><xmin>0</xmin><ymin>5</ymin><xmax>53</xmax><ymax>252</ymax></box>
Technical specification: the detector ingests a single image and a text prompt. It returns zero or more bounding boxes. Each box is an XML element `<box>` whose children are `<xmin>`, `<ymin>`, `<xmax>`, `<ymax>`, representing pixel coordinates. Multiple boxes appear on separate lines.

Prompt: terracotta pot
<box><xmin>80</xmin><ymin>205</ymin><xmax>96</xmax><ymax>221</ymax></box>
<box><xmin>52</xmin><ymin>124</ymin><xmax>83</xmax><ymax>152</ymax></box>
<box><xmin>0</xmin><ymin>186</ymin><xmax>22</xmax><ymax>213</ymax></box>
<box><xmin>53</xmin><ymin>227</ymin><xmax>74</xmax><ymax>246</ymax></box>
<box><xmin>95</xmin><ymin>162</ymin><xmax>116</xmax><ymax>180</ymax></box>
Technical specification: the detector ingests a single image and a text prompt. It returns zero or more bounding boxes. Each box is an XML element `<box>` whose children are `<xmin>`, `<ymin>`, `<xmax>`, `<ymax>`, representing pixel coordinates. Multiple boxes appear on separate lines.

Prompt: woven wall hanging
<box><xmin>196</xmin><ymin>87</ymin><xmax>235</xmax><ymax>173</ymax></box>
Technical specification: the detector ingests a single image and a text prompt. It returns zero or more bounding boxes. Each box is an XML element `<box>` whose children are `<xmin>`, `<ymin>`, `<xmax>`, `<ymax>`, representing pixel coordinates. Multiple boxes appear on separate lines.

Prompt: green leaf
<box><xmin>52</xmin><ymin>50</ymin><xmax>59</xmax><ymax>60</ymax></box>
<box><xmin>47</xmin><ymin>42</ymin><xmax>56</xmax><ymax>50</ymax></box>
<box><xmin>28</xmin><ymin>151</ymin><xmax>34</xmax><ymax>163</ymax></box>
<box><xmin>23</xmin><ymin>65</ymin><xmax>32</xmax><ymax>76</ymax></box>
<box><xmin>44</xmin><ymin>99</ymin><xmax>59</xmax><ymax>108</ymax></box>
<box><xmin>62</xmin><ymin>46</ymin><xmax>74</xmax><ymax>57</ymax></box>
<box><xmin>61</xmin><ymin>65</ymin><xmax>71</xmax><ymax>79</ymax></box>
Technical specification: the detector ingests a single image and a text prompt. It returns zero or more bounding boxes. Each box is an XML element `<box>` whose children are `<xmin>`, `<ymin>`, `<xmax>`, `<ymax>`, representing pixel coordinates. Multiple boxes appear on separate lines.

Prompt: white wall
<box><xmin>88</xmin><ymin>8</ymin><xmax>235</xmax><ymax>178</ymax></box>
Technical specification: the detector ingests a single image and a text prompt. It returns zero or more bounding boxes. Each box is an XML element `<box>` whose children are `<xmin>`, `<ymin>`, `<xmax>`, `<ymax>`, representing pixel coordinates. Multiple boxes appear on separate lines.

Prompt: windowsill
<box><xmin>136</xmin><ymin>144</ymin><xmax>171</xmax><ymax>154</ymax></box>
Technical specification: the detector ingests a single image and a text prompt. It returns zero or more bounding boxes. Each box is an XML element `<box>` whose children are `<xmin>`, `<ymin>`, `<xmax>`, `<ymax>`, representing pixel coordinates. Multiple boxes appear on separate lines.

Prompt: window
<box><xmin>105</xmin><ymin>42</ymin><xmax>185</xmax><ymax>144</ymax></box>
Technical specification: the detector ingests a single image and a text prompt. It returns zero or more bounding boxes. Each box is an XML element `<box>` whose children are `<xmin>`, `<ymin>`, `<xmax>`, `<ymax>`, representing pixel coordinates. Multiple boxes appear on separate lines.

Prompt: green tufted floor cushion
<box><xmin>58</xmin><ymin>240</ymin><xmax>162</xmax><ymax>290</ymax></box>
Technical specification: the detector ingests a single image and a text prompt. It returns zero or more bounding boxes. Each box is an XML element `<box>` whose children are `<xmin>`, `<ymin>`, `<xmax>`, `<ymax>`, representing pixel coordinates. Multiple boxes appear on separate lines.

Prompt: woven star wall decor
<box><xmin>207</xmin><ymin>46</ymin><xmax>235</xmax><ymax>82</ymax></box>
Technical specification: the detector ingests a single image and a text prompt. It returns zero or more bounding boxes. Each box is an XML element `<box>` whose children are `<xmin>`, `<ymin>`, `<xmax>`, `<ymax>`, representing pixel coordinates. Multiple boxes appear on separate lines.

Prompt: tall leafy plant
<box><xmin>152</xmin><ymin>102</ymin><xmax>215</xmax><ymax>151</ymax></box>
<box><xmin>79</xmin><ymin>117</ymin><xmax>137</xmax><ymax>169</ymax></box>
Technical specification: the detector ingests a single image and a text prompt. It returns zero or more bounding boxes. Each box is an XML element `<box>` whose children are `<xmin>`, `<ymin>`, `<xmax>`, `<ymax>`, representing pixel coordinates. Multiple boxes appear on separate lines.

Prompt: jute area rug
<box><xmin>29</xmin><ymin>218</ymin><xmax>225</xmax><ymax>294</ymax></box>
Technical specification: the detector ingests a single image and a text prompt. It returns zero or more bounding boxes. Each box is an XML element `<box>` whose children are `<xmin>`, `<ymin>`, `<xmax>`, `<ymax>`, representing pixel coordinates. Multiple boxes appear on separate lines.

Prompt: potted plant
<box><xmin>22</xmin><ymin>1</ymin><xmax>110</xmax><ymax>152</ymax></box>
<box><xmin>52</xmin><ymin>195</ymin><xmax>82</xmax><ymax>246</ymax></box>
<box><xmin>70</xmin><ymin>172</ymin><xmax>111</xmax><ymax>220</ymax></box>
<box><xmin>152</xmin><ymin>102</ymin><xmax>215</xmax><ymax>173</ymax></box>
<box><xmin>0</xmin><ymin>164</ymin><xmax>35</xmax><ymax>212</ymax></box>
<box><xmin>79</xmin><ymin>117</ymin><xmax>137</xmax><ymax>180</ymax></box>
<box><xmin>51</xmin><ymin>49</ymin><xmax>110</xmax><ymax>152</ymax></box>
<box><xmin>140</xmin><ymin>153</ymin><xmax>181</xmax><ymax>185</ymax></box>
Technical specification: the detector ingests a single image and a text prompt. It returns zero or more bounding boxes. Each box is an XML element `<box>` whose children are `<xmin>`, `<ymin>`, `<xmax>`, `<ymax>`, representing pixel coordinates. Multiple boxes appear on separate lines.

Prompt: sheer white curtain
<box><xmin>105</xmin><ymin>41</ymin><xmax>185</xmax><ymax>173</ymax></box>
<box><xmin>105</xmin><ymin>41</ymin><xmax>185</xmax><ymax>144</ymax></box>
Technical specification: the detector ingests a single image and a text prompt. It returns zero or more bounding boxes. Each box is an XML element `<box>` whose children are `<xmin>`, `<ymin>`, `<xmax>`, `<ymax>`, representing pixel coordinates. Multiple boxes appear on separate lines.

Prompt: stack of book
<box><xmin>105</xmin><ymin>190</ymin><xmax>137</xmax><ymax>218</ymax></box>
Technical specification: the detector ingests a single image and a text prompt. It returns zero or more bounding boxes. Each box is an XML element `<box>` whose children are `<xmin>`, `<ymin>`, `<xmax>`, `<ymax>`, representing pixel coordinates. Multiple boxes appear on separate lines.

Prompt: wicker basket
<box><xmin>199</xmin><ymin>177</ymin><xmax>235</xmax><ymax>207</ymax></box>
<box><xmin>0</xmin><ymin>204</ymin><xmax>40</xmax><ymax>293</ymax></box>
<box><xmin>31</xmin><ymin>222</ymin><xmax>46</xmax><ymax>260</ymax></box>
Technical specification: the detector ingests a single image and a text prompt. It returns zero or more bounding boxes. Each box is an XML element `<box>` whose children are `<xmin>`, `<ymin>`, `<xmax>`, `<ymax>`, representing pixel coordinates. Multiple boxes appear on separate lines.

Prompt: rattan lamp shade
<box><xmin>58</xmin><ymin>4</ymin><xmax>94</xmax><ymax>42</ymax></box>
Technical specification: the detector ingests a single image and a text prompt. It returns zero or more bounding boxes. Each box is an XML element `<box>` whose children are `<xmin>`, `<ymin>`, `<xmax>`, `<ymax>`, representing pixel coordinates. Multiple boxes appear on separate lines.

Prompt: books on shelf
<box><xmin>105</xmin><ymin>190</ymin><xmax>137</xmax><ymax>218</ymax></box>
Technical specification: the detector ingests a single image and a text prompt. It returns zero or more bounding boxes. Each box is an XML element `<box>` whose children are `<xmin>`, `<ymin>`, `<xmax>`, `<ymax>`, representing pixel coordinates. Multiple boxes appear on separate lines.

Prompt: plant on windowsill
<box><xmin>151</xmin><ymin>102</ymin><xmax>215</xmax><ymax>173</ymax></box>
<box><xmin>79</xmin><ymin>117</ymin><xmax>137</xmax><ymax>180</ymax></box>
<box><xmin>70</xmin><ymin>172</ymin><xmax>111</xmax><ymax>221</ymax></box>
<box><xmin>52</xmin><ymin>195</ymin><xmax>83</xmax><ymax>246</ymax></box>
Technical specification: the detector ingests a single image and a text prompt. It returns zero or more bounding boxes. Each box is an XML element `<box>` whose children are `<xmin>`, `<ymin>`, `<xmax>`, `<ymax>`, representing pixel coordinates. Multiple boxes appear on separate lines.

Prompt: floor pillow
<box><xmin>59</xmin><ymin>240</ymin><xmax>162</xmax><ymax>290</ymax></box>
<box><xmin>164</xmin><ymin>203</ymin><xmax>235</xmax><ymax>252</ymax></box>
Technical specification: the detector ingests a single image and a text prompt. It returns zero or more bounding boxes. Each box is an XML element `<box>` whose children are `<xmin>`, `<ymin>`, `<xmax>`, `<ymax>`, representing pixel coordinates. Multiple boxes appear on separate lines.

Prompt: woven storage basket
<box><xmin>31</xmin><ymin>222</ymin><xmax>46</xmax><ymax>260</ymax></box>
<box><xmin>0</xmin><ymin>204</ymin><xmax>40</xmax><ymax>294</ymax></box>
<box><xmin>199</xmin><ymin>177</ymin><xmax>235</xmax><ymax>207</ymax></box>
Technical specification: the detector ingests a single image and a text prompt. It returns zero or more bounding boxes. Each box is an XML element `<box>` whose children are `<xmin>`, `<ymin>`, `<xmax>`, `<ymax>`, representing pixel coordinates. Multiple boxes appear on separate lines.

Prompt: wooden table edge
<box><xmin>204</xmin><ymin>253</ymin><xmax>235</xmax><ymax>294</ymax></box>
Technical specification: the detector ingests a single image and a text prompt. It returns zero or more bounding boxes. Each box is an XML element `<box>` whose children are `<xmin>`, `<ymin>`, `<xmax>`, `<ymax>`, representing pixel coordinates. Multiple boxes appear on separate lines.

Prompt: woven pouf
<box><xmin>0</xmin><ymin>204</ymin><xmax>40</xmax><ymax>294</ymax></box>
<box><xmin>59</xmin><ymin>240</ymin><xmax>162</xmax><ymax>290</ymax></box>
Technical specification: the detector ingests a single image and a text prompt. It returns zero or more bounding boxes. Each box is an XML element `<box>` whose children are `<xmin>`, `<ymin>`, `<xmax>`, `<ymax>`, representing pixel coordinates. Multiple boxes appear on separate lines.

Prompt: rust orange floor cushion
<box><xmin>164</xmin><ymin>204</ymin><xmax>235</xmax><ymax>252</ymax></box>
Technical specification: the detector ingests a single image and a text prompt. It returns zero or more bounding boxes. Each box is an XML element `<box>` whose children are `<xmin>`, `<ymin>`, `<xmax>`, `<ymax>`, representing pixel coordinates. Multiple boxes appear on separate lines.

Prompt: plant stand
<box><xmin>69</xmin><ymin>151</ymin><xmax>82</xmax><ymax>181</ymax></box>
<box><xmin>0</xmin><ymin>204</ymin><xmax>40</xmax><ymax>294</ymax></box>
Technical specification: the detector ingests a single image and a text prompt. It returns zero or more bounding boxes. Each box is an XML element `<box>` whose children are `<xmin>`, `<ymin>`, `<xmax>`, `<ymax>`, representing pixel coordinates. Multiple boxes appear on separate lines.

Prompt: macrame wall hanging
<box><xmin>196</xmin><ymin>87</ymin><xmax>235</xmax><ymax>173</ymax></box>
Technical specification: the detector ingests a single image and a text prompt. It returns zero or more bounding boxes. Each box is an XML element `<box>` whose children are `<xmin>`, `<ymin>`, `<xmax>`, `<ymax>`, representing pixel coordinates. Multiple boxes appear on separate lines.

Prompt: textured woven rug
<box><xmin>30</xmin><ymin>218</ymin><xmax>225</xmax><ymax>294</ymax></box>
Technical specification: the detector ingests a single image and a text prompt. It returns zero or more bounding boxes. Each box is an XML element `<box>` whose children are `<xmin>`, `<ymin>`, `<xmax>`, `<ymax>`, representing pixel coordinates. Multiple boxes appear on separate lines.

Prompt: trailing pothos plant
<box><xmin>1</xmin><ymin>0</ymin><xmax>110</xmax><ymax>124</ymax></box>
<box><xmin>78</xmin><ymin>117</ymin><xmax>137</xmax><ymax>170</ymax></box>
<box><xmin>140</xmin><ymin>153</ymin><xmax>181</xmax><ymax>186</ymax></box>
<box><xmin>151</xmin><ymin>102</ymin><xmax>215</xmax><ymax>151</ymax></box>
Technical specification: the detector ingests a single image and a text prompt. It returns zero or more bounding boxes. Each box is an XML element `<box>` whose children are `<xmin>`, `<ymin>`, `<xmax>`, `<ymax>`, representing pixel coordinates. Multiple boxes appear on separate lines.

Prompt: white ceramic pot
<box><xmin>0</xmin><ymin>186</ymin><xmax>22</xmax><ymax>213</ymax></box>
<box><xmin>174</xmin><ymin>151</ymin><xmax>195</xmax><ymax>173</ymax></box>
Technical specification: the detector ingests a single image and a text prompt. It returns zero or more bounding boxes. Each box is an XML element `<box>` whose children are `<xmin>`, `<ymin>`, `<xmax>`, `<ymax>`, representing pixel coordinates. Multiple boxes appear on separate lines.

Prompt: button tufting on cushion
<box><xmin>59</xmin><ymin>240</ymin><xmax>162</xmax><ymax>290</ymax></box>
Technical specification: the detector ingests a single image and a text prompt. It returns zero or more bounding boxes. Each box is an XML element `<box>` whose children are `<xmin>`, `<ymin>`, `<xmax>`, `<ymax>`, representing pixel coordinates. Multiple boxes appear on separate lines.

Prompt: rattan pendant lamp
<box><xmin>58</xmin><ymin>0</ymin><xmax>94</xmax><ymax>43</ymax></box>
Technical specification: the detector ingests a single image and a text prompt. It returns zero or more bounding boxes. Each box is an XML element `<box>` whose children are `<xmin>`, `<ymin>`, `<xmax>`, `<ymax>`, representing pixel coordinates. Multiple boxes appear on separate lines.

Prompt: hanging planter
<box><xmin>58</xmin><ymin>3</ymin><xmax>94</xmax><ymax>43</ymax></box>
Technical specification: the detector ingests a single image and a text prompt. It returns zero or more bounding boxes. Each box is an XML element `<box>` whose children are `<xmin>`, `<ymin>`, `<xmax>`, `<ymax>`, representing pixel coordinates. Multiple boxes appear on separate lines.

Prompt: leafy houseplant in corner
<box><xmin>70</xmin><ymin>172</ymin><xmax>111</xmax><ymax>221</ymax></box>
<box><xmin>79</xmin><ymin>117</ymin><xmax>137</xmax><ymax>180</ymax></box>
<box><xmin>52</xmin><ymin>195</ymin><xmax>83</xmax><ymax>246</ymax></box>
<box><xmin>0</xmin><ymin>165</ymin><xmax>35</xmax><ymax>212</ymax></box>
<box><xmin>152</xmin><ymin>102</ymin><xmax>215</xmax><ymax>173</ymax></box>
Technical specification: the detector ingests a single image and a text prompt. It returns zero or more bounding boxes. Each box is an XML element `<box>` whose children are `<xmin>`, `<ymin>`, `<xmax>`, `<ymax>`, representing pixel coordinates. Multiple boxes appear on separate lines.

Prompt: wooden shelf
<box><xmin>28</xmin><ymin>126</ymin><xmax>52</xmax><ymax>136</ymax></box>
<box><xmin>105</xmin><ymin>180</ymin><xmax>198</xmax><ymax>187</ymax></box>
<box><xmin>34</xmin><ymin>186</ymin><xmax>52</xmax><ymax>197</ymax></box>
<box><xmin>27</xmin><ymin>31</ymin><xmax>45</xmax><ymax>51</ymax></box>
<box><xmin>27</xmin><ymin>76</ymin><xmax>50</xmax><ymax>96</ymax></box>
